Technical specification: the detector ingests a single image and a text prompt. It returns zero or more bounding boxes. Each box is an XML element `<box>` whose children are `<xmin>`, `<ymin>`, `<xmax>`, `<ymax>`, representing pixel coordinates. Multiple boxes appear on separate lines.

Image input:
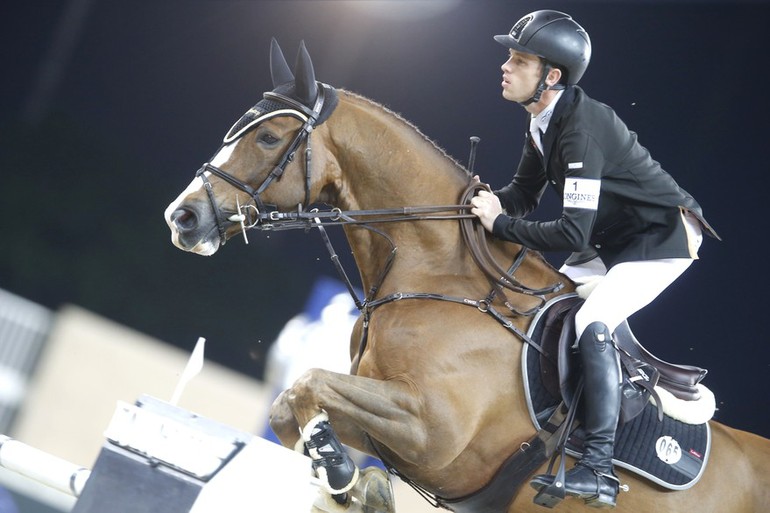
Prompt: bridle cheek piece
<box><xmin>195</xmin><ymin>83</ymin><xmax>333</xmax><ymax>246</ymax></box>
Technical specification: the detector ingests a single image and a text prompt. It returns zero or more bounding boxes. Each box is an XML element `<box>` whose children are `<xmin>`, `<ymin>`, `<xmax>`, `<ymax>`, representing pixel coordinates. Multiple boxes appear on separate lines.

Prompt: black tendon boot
<box><xmin>302</xmin><ymin>413</ymin><xmax>359</xmax><ymax>502</ymax></box>
<box><xmin>531</xmin><ymin>321</ymin><xmax>624</xmax><ymax>508</ymax></box>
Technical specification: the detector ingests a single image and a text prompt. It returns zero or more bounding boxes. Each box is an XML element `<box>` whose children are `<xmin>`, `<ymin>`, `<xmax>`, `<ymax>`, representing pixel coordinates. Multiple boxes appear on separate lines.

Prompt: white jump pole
<box><xmin>0</xmin><ymin>434</ymin><xmax>91</xmax><ymax>497</ymax></box>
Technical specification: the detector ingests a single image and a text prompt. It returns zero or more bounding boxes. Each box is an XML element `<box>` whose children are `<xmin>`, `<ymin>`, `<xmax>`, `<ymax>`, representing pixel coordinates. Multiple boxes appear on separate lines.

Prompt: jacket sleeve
<box><xmin>492</xmin><ymin>130</ymin><xmax>603</xmax><ymax>252</ymax></box>
<box><xmin>494</xmin><ymin>138</ymin><xmax>547</xmax><ymax>219</ymax></box>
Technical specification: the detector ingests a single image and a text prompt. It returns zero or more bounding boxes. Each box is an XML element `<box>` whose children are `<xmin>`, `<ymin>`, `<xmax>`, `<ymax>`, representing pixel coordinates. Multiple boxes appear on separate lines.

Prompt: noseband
<box><xmin>195</xmin><ymin>83</ymin><xmax>333</xmax><ymax>246</ymax></box>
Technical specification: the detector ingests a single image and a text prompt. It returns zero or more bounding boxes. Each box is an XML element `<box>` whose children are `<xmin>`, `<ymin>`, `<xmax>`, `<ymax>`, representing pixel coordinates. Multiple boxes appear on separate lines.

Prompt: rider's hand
<box><xmin>470</xmin><ymin>190</ymin><xmax>503</xmax><ymax>233</ymax></box>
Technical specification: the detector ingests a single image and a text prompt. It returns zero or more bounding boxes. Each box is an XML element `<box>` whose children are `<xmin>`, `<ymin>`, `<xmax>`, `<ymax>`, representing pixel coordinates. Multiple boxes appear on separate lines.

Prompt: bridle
<box><xmin>195</xmin><ymin>83</ymin><xmax>332</xmax><ymax>246</ymax></box>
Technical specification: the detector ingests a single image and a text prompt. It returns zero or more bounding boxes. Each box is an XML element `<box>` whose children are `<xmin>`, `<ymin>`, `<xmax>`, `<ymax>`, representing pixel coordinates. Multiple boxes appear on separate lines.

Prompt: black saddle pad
<box><xmin>522</xmin><ymin>295</ymin><xmax>711</xmax><ymax>490</ymax></box>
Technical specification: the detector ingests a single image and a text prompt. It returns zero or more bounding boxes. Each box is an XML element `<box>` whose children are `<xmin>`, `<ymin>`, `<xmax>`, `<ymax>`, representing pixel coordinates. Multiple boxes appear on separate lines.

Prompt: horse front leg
<box><xmin>269</xmin><ymin>368</ymin><xmax>428</xmax><ymax>495</ymax></box>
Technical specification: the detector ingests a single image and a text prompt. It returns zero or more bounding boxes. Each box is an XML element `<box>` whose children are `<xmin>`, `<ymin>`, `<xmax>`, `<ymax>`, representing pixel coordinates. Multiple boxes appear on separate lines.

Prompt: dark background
<box><xmin>1</xmin><ymin>1</ymin><xmax>768</xmax><ymax>437</ymax></box>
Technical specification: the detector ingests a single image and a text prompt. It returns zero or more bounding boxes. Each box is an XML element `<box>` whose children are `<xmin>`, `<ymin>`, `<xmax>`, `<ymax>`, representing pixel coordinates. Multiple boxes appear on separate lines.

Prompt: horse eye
<box><xmin>258</xmin><ymin>132</ymin><xmax>280</xmax><ymax>146</ymax></box>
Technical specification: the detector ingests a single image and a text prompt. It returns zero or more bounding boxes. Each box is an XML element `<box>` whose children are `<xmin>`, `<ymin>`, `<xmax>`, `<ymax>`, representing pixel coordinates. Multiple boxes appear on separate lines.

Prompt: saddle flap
<box><xmin>613</xmin><ymin>320</ymin><xmax>707</xmax><ymax>401</ymax></box>
<box><xmin>556</xmin><ymin>308</ymin><xmax>580</xmax><ymax>409</ymax></box>
<box><xmin>619</xmin><ymin>358</ymin><xmax>661</xmax><ymax>424</ymax></box>
<box><xmin>532</xmin><ymin>296</ymin><xmax>583</xmax><ymax>402</ymax></box>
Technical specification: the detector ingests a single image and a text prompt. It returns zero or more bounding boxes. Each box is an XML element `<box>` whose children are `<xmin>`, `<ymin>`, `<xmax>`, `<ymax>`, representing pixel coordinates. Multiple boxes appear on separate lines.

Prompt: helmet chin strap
<box><xmin>519</xmin><ymin>62</ymin><xmax>565</xmax><ymax>106</ymax></box>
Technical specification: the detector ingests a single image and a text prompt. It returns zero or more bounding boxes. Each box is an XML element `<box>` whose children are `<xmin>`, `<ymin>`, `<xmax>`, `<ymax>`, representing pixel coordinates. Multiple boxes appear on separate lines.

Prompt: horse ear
<box><xmin>270</xmin><ymin>37</ymin><xmax>294</xmax><ymax>88</ymax></box>
<box><xmin>293</xmin><ymin>40</ymin><xmax>318</xmax><ymax>106</ymax></box>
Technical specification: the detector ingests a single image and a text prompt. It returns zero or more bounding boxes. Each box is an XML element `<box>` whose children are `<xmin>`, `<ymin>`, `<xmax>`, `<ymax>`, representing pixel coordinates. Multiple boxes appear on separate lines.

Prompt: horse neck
<box><xmin>321</xmin><ymin>92</ymin><xmax>569</xmax><ymax>302</ymax></box>
<box><xmin>327</xmin><ymin>93</ymin><xmax>468</xmax><ymax>208</ymax></box>
<box><xmin>320</xmin><ymin>94</ymin><xmax>483</xmax><ymax>291</ymax></box>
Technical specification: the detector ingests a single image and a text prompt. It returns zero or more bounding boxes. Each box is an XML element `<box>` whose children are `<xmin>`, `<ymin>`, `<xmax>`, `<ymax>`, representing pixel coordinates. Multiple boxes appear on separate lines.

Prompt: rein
<box><xmin>258</xmin><ymin>189</ymin><xmax>562</xmax><ymax>303</ymax></box>
<box><xmin>254</xmin><ymin>203</ymin><xmax>477</xmax><ymax>228</ymax></box>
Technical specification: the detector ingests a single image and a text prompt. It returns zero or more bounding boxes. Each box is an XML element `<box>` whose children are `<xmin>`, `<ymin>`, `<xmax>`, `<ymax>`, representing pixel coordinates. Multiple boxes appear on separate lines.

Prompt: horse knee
<box><xmin>285</xmin><ymin>368</ymin><xmax>327</xmax><ymax>409</ymax></box>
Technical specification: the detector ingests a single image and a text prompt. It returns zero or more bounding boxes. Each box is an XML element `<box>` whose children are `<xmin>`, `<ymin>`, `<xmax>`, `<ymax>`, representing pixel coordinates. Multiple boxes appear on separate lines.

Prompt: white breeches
<box><xmin>560</xmin><ymin>213</ymin><xmax>704</xmax><ymax>339</ymax></box>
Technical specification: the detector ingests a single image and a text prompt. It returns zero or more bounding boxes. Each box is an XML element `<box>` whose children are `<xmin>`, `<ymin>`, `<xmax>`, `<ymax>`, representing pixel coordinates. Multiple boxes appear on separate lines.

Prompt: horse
<box><xmin>164</xmin><ymin>39</ymin><xmax>770</xmax><ymax>512</ymax></box>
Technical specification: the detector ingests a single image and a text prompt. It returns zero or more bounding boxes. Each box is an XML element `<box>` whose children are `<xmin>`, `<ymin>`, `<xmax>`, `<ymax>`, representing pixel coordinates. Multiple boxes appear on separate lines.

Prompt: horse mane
<box><xmin>338</xmin><ymin>89</ymin><xmax>471</xmax><ymax>178</ymax></box>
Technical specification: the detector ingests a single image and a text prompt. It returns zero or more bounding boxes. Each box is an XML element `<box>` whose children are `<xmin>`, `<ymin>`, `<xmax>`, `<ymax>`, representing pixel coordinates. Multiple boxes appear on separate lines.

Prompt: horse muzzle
<box><xmin>165</xmin><ymin>201</ymin><xmax>222</xmax><ymax>256</ymax></box>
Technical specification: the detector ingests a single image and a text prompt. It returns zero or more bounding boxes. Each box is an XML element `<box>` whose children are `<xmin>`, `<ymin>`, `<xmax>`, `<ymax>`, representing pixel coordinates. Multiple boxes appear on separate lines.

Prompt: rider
<box><xmin>470</xmin><ymin>10</ymin><xmax>719</xmax><ymax>508</ymax></box>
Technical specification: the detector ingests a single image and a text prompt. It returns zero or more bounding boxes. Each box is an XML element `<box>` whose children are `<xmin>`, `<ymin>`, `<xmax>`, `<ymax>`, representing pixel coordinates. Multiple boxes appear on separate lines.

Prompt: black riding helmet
<box><xmin>495</xmin><ymin>10</ymin><xmax>591</xmax><ymax>105</ymax></box>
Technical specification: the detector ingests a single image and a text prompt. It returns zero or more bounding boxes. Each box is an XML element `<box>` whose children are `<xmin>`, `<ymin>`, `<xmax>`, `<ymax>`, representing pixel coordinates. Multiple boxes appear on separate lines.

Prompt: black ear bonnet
<box><xmin>224</xmin><ymin>39</ymin><xmax>338</xmax><ymax>143</ymax></box>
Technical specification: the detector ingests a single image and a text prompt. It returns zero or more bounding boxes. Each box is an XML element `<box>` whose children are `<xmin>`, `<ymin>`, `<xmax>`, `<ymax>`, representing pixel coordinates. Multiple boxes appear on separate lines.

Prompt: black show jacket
<box><xmin>492</xmin><ymin>86</ymin><xmax>719</xmax><ymax>268</ymax></box>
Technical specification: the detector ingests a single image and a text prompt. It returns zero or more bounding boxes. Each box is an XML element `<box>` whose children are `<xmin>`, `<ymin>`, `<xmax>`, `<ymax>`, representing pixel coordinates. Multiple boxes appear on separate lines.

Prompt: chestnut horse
<box><xmin>165</xmin><ymin>40</ymin><xmax>770</xmax><ymax>512</ymax></box>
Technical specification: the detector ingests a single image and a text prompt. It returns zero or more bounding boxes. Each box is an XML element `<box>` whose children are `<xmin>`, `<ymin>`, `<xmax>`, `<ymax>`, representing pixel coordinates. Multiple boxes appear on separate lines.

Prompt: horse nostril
<box><xmin>171</xmin><ymin>208</ymin><xmax>198</xmax><ymax>231</ymax></box>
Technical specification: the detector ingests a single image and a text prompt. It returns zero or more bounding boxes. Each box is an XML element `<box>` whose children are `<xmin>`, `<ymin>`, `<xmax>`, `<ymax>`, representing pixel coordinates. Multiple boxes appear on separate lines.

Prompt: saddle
<box><xmin>536</xmin><ymin>296</ymin><xmax>708</xmax><ymax>425</ymax></box>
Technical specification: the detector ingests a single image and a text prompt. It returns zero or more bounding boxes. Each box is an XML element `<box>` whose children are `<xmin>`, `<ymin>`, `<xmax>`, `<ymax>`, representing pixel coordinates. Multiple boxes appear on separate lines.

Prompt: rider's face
<box><xmin>500</xmin><ymin>49</ymin><xmax>542</xmax><ymax>103</ymax></box>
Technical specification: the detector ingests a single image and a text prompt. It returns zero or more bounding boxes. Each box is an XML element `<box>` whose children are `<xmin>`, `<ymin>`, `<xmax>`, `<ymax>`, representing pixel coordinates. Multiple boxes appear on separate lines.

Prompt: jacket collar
<box><xmin>541</xmin><ymin>85</ymin><xmax>578</xmax><ymax>160</ymax></box>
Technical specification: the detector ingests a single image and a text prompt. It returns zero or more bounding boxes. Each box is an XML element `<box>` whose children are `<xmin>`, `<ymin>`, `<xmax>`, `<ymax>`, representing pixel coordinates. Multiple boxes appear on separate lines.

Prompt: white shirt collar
<box><xmin>530</xmin><ymin>89</ymin><xmax>564</xmax><ymax>135</ymax></box>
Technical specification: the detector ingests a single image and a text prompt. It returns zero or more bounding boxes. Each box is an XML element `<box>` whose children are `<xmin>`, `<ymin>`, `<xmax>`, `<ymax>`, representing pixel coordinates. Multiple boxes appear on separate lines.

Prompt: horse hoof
<box><xmin>351</xmin><ymin>466</ymin><xmax>395</xmax><ymax>513</ymax></box>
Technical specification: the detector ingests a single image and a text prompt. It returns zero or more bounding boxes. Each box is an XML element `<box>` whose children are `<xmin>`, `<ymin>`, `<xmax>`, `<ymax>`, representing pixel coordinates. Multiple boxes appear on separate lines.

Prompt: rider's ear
<box><xmin>294</xmin><ymin>40</ymin><xmax>318</xmax><ymax>106</ymax></box>
<box><xmin>270</xmin><ymin>37</ymin><xmax>294</xmax><ymax>88</ymax></box>
<box><xmin>546</xmin><ymin>66</ymin><xmax>563</xmax><ymax>87</ymax></box>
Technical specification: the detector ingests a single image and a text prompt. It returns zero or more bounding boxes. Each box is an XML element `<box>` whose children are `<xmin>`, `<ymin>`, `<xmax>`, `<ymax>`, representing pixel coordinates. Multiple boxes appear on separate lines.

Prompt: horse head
<box><xmin>165</xmin><ymin>39</ymin><xmax>338</xmax><ymax>255</ymax></box>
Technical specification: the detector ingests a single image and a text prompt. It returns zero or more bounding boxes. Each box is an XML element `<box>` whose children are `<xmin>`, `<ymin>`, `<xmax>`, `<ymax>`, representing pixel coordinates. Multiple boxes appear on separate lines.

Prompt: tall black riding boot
<box><xmin>531</xmin><ymin>321</ymin><xmax>623</xmax><ymax>508</ymax></box>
